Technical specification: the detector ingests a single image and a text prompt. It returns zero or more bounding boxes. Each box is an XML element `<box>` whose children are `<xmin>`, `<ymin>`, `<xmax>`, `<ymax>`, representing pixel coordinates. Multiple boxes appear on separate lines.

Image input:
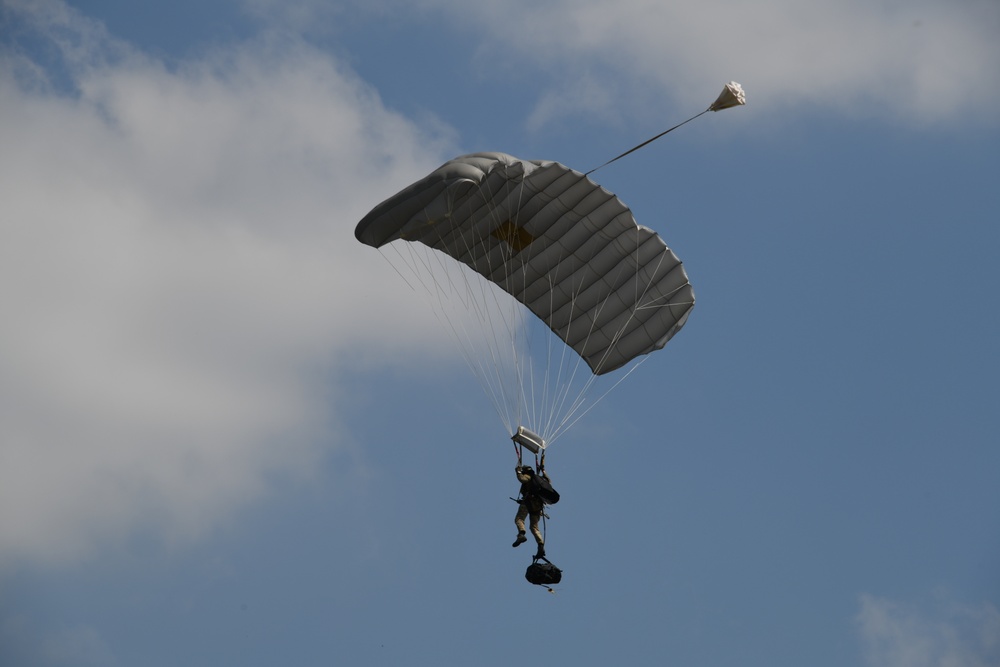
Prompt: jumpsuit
<box><xmin>514</xmin><ymin>466</ymin><xmax>549</xmax><ymax>550</ymax></box>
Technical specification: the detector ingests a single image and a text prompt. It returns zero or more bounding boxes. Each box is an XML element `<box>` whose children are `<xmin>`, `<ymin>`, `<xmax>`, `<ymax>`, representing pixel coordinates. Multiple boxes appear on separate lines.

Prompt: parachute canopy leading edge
<box><xmin>355</xmin><ymin>152</ymin><xmax>694</xmax><ymax>376</ymax></box>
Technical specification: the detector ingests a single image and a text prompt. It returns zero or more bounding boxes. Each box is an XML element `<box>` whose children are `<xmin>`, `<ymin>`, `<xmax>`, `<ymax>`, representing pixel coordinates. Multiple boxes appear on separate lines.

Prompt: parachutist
<box><xmin>510</xmin><ymin>434</ymin><xmax>563</xmax><ymax>589</ymax></box>
<box><xmin>512</xmin><ymin>463</ymin><xmax>558</xmax><ymax>554</ymax></box>
<box><xmin>512</xmin><ymin>466</ymin><xmax>543</xmax><ymax>551</ymax></box>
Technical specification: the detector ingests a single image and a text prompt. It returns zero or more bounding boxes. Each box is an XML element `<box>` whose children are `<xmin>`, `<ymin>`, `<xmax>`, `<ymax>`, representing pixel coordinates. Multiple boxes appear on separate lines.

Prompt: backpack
<box><xmin>530</xmin><ymin>474</ymin><xmax>560</xmax><ymax>505</ymax></box>
<box><xmin>525</xmin><ymin>559</ymin><xmax>562</xmax><ymax>587</ymax></box>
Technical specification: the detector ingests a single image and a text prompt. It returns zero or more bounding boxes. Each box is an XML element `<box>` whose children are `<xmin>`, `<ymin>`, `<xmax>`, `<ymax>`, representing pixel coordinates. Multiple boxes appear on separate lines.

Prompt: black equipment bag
<box><xmin>525</xmin><ymin>559</ymin><xmax>562</xmax><ymax>587</ymax></box>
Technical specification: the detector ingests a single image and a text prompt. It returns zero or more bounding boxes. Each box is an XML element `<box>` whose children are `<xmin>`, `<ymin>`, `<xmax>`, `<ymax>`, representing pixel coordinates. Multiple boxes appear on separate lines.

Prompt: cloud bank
<box><xmin>0</xmin><ymin>0</ymin><xmax>455</xmax><ymax>568</ymax></box>
<box><xmin>858</xmin><ymin>594</ymin><xmax>1000</xmax><ymax>667</ymax></box>
<box><xmin>413</xmin><ymin>0</ymin><xmax>1000</xmax><ymax>128</ymax></box>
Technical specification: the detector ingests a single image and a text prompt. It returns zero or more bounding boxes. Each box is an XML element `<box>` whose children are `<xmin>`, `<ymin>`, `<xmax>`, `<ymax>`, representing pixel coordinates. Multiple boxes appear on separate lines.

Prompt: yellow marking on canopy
<box><xmin>492</xmin><ymin>221</ymin><xmax>535</xmax><ymax>252</ymax></box>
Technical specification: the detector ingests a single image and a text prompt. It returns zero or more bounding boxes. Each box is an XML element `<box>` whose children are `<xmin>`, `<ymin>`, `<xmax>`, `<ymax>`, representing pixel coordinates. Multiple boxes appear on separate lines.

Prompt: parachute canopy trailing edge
<box><xmin>355</xmin><ymin>152</ymin><xmax>695</xmax><ymax>376</ymax></box>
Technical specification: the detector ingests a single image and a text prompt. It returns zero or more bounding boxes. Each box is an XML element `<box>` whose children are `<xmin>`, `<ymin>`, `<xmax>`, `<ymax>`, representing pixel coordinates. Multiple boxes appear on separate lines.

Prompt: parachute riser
<box><xmin>511</xmin><ymin>425</ymin><xmax>546</xmax><ymax>454</ymax></box>
<box><xmin>512</xmin><ymin>425</ymin><xmax>547</xmax><ymax>470</ymax></box>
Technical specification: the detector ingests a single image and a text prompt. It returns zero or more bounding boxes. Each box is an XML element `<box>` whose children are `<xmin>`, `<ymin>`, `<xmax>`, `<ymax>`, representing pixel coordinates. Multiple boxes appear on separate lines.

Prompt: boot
<box><xmin>512</xmin><ymin>532</ymin><xmax>527</xmax><ymax>547</ymax></box>
<box><xmin>534</xmin><ymin>544</ymin><xmax>546</xmax><ymax>560</ymax></box>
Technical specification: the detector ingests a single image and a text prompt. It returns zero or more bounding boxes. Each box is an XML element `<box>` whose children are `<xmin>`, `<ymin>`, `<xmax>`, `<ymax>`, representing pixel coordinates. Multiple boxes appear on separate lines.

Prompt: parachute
<box><xmin>356</xmin><ymin>84</ymin><xmax>744</xmax><ymax>589</ymax></box>
<box><xmin>354</xmin><ymin>83</ymin><xmax>744</xmax><ymax>445</ymax></box>
<box><xmin>355</xmin><ymin>152</ymin><xmax>694</xmax><ymax>444</ymax></box>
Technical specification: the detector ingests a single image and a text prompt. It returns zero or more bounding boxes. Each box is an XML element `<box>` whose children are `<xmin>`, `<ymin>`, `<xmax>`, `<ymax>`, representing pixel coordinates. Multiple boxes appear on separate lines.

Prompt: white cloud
<box><xmin>419</xmin><ymin>0</ymin><xmax>1000</xmax><ymax>128</ymax></box>
<box><xmin>0</xmin><ymin>0</ymin><xmax>457</xmax><ymax>568</ymax></box>
<box><xmin>857</xmin><ymin>593</ymin><xmax>1000</xmax><ymax>667</ymax></box>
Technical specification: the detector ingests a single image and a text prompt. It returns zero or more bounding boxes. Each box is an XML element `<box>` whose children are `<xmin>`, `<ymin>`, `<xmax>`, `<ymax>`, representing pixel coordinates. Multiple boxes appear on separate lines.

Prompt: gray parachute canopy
<box><xmin>355</xmin><ymin>152</ymin><xmax>694</xmax><ymax>375</ymax></box>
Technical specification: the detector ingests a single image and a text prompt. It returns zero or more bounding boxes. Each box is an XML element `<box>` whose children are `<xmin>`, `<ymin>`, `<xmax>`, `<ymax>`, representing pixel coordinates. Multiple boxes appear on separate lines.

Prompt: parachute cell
<box><xmin>355</xmin><ymin>152</ymin><xmax>694</xmax><ymax>376</ymax></box>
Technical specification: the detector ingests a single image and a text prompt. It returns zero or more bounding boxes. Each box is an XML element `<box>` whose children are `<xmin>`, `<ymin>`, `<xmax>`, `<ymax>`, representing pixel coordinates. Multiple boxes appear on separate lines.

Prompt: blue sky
<box><xmin>1</xmin><ymin>1</ymin><xmax>999</xmax><ymax>665</ymax></box>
